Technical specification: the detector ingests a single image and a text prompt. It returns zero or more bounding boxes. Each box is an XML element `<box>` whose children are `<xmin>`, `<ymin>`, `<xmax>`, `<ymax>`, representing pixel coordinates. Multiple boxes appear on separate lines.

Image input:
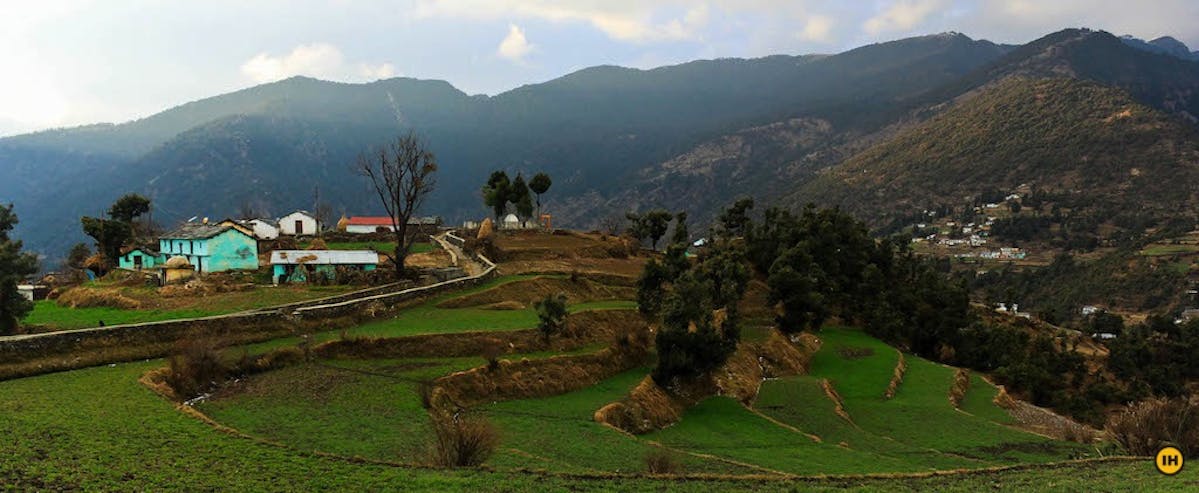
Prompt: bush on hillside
<box><xmin>427</xmin><ymin>414</ymin><xmax>500</xmax><ymax>468</ymax></box>
<box><xmin>1107</xmin><ymin>396</ymin><xmax>1199</xmax><ymax>456</ymax></box>
<box><xmin>534</xmin><ymin>293</ymin><xmax>568</xmax><ymax>342</ymax></box>
<box><xmin>644</xmin><ymin>448</ymin><xmax>683</xmax><ymax>474</ymax></box>
<box><xmin>165</xmin><ymin>339</ymin><xmax>229</xmax><ymax>398</ymax></box>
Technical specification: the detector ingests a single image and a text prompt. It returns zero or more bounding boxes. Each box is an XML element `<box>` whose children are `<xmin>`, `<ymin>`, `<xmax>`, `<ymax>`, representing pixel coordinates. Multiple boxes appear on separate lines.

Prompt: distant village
<box><xmin>16</xmin><ymin>210</ymin><xmax>547</xmax><ymax>302</ymax></box>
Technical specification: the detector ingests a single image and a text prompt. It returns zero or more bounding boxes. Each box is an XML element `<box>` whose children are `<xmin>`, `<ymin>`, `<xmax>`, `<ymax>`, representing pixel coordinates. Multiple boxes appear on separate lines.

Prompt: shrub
<box><xmin>427</xmin><ymin>414</ymin><xmax>499</xmax><ymax>468</ymax></box>
<box><xmin>534</xmin><ymin>293</ymin><xmax>568</xmax><ymax>342</ymax></box>
<box><xmin>165</xmin><ymin>339</ymin><xmax>229</xmax><ymax>398</ymax></box>
<box><xmin>1107</xmin><ymin>396</ymin><xmax>1199</xmax><ymax>456</ymax></box>
<box><xmin>644</xmin><ymin>448</ymin><xmax>682</xmax><ymax>474</ymax></box>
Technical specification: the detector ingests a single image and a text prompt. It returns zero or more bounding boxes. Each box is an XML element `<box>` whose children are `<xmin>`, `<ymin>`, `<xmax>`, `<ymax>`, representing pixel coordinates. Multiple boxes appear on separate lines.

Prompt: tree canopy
<box><xmin>356</xmin><ymin>131</ymin><xmax>438</xmax><ymax>275</ymax></box>
<box><xmin>0</xmin><ymin>204</ymin><xmax>38</xmax><ymax>335</ymax></box>
<box><xmin>482</xmin><ymin>171</ymin><xmax>511</xmax><ymax>221</ymax></box>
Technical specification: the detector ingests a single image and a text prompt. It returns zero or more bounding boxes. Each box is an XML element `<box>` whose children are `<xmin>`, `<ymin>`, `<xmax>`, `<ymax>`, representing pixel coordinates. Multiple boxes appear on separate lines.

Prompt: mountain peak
<box><xmin>1119</xmin><ymin>34</ymin><xmax>1199</xmax><ymax>61</ymax></box>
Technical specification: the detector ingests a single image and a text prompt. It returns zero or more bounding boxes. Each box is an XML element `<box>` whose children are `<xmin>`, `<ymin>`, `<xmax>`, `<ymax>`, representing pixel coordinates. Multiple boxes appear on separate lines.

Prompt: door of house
<box><xmin>133</xmin><ymin>255</ymin><xmax>143</xmax><ymax>269</ymax></box>
<box><xmin>295</xmin><ymin>220</ymin><xmax>304</xmax><ymax>235</ymax></box>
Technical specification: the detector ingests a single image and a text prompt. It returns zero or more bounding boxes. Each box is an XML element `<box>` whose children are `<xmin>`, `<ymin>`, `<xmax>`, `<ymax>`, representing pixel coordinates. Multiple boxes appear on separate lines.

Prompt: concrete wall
<box><xmin>346</xmin><ymin>224</ymin><xmax>393</xmax><ymax>234</ymax></box>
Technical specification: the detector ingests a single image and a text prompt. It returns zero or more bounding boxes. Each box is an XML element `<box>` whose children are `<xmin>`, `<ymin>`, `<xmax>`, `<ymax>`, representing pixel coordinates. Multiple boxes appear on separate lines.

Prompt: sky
<box><xmin>2</xmin><ymin>0</ymin><xmax>1198</xmax><ymax>137</ymax></box>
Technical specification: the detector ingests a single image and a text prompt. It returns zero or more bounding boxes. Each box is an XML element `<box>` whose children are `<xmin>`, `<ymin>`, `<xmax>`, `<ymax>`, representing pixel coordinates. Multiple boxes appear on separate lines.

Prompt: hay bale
<box><xmin>306</xmin><ymin>238</ymin><xmax>328</xmax><ymax>250</ymax></box>
<box><xmin>56</xmin><ymin>287</ymin><xmax>142</xmax><ymax>309</ymax></box>
<box><xmin>164</xmin><ymin>256</ymin><xmax>192</xmax><ymax>269</ymax></box>
<box><xmin>476</xmin><ymin>218</ymin><xmax>494</xmax><ymax>240</ymax></box>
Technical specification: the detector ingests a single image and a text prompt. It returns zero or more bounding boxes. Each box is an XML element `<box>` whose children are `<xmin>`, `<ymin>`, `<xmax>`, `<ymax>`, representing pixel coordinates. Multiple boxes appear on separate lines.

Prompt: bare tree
<box><xmin>356</xmin><ymin>131</ymin><xmax>438</xmax><ymax>276</ymax></box>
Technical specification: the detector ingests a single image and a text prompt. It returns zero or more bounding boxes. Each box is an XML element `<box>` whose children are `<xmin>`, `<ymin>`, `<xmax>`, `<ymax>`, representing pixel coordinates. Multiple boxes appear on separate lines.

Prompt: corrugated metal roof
<box><xmin>270</xmin><ymin>250</ymin><xmax>380</xmax><ymax>265</ymax></box>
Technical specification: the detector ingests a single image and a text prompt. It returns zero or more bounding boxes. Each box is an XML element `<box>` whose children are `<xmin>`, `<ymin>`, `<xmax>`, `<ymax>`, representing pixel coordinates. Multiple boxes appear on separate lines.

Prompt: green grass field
<box><xmin>23</xmin><ymin>284</ymin><xmax>357</xmax><ymax>331</ymax></box>
<box><xmin>3</xmin><ymin>277</ymin><xmax>1191</xmax><ymax>490</ymax></box>
<box><xmin>802</xmin><ymin>328</ymin><xmax>1085</xmax><ymax>464</ymax></box>
<box><xmin>1</xmin><ymin>359</ymin><xmax>1190</xmax><ymax>491</ymax></box>
<box><xmin>480</xmin><ymin>368</ymin><xmax>758</xmax><ymax>475</ymax></box>
<box><xmin>1139</xmin><ymin>243</ymin><xmax>1199</xmax><ymax>256</ymax></box>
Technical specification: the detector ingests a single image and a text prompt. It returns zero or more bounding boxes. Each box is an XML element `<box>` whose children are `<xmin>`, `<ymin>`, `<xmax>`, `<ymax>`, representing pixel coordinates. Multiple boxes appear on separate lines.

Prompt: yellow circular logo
<box><xmin>1156</xmin><ymin>446</ymin><xmax>1184</xmax><ymax>476</ymax></box>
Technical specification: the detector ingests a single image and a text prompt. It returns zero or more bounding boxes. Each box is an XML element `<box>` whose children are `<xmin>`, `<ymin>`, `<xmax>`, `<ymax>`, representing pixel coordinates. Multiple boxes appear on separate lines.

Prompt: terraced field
<box><xmin>1</xmin><ymin>268</ymin><xmax>1189</xmax><ymax>490</ymax></box>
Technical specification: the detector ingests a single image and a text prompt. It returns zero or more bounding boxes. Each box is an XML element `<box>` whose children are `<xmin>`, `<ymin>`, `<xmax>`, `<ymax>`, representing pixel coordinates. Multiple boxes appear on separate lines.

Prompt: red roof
<box><xmin>346</xmin><ymin>216</ymin><xmax>394</xmax><ymax>226</ymax></box>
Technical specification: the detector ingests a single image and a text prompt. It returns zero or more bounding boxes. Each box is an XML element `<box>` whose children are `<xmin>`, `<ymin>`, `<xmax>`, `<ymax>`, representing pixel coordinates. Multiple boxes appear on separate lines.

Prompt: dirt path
<box><xmin>432</xmin><ymin>232</ymin><xmax>488</xmax><ymax>277</ymax></box>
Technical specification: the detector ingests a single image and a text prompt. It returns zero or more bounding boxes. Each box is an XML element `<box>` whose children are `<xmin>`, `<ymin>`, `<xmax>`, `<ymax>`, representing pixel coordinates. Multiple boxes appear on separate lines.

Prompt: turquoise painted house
<box><xmin>118</xmin><ymin>247</ymin><xmax>166</xmax><ymax>271</ymax></box>
<box><xmin>270</xmin><ymin>250</ymin><xmax>378</xmax><ymax>284</ymax></box>
<box><xmin>158</xmin><ymin>223</ymin><xmax>259</xmax><ymax>273</ymax></box>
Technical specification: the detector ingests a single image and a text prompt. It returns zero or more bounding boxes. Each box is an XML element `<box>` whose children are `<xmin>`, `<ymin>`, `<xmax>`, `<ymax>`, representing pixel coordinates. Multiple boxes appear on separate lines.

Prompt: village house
<box><xmin>278</xmin><ymin>211</ymin><xmax>320</xmax><ymax>236</ymax></box>
<box><xmin>158</xmin><ymin>222</ymin><xmax>259</xmax><ymax>273</ymax></box>
<box><xmin>117</xmin><ymin>246</ymin><xmax>166</xmax><ymax>271</ymax></box>
<box><xmin>341</xmin><ymin>215</ymin><xmax>443</xmax><ymax>234</ymax></box>
<box><xmin>270</xmin><ymin>250</ymin><xmax>378</xmax><ymax>284</ymax></box>
<box><xmin>17</xmin><ymin>284</ymin><xmax>50</xmax><ymax>301</ymax></box>
<box><xmin>237</xmin><ymin>218</ymin><xmax>280</xmax><ymax>240</ymax></box>
<box><xmin>343</xmin><ymin>216</ymin><xmax>394</xmax><ymax>234</ymax></box>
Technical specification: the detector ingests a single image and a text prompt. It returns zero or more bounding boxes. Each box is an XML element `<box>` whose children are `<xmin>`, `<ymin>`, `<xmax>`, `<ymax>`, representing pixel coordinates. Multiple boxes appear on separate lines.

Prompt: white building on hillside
<box><xmin>279</xmin><ymin>211</ymin><xmax>320</xmax><ymax>236</ymax></box>
<box><xmin>240</xmin><ymin>218</ymin><xmax>280</xmax><ymax>240</ymax></box>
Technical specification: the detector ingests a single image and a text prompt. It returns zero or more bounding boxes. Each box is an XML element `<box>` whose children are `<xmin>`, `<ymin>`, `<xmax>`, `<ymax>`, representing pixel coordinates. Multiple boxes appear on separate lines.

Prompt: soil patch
<box><xmin>436</xmin><ymin>277</ymin><xmax>634</xmax><ymax>309</ymax></box>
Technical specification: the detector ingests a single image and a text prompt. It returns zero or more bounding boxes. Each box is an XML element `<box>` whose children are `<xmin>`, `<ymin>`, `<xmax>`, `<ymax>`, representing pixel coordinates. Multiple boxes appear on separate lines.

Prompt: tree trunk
<box><xmin>393</xmin><ymin>218</ymin><xmax>412</xmax><ymax>277</ymax></box>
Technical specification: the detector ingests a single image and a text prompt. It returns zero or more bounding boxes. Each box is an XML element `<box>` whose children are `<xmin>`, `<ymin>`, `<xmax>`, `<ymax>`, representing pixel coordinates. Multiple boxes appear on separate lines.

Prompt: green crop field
<box><xmin>480</xmin><ymin>368</ymin><xmax>758</xmax><ymax>475</ymax></box>
<box><xmin>1139</xmin><ymin>243</ymin><xmax>1199</xmax><ymax>256</ymax></box>
<box><xmin>799</xmin><ymin>328</ymin><xmax>1086</xmax><ymax>464</ymax></box>
<box><xmin>2</xmin><ymin>276</ymin><xmax>1191</xmax><ymax>490</ymax></box>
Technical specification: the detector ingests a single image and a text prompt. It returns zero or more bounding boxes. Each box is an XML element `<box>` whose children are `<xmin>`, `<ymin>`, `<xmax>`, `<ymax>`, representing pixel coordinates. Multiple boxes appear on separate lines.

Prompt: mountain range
<box><xmin>3</xmin><ymin>28</ymin><xmax>1199</xmax><ymax>263</ymax></box>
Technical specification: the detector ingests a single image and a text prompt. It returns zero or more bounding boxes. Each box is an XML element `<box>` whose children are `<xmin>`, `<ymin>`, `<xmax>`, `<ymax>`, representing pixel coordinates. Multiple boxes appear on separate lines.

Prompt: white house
<box><xmin>345</xmin><ymin>216</ymin><xmax>395</xmax><ymax>234</ymax></box>
<box><xmin>239</xmin><ymin>218</ymin><xmax>279</xmax><ymax>240</ymax></box>
<box><xmin>279</xmin><ymin>211</ymin><xmax>320</xmax><ymax>236</ymax></box>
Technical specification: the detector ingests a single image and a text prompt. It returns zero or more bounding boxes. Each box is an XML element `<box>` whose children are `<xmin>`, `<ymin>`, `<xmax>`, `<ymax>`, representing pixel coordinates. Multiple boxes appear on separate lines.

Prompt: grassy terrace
<box><xmin>2</xmin><ymin>275</ymin><xmax>1191</xmax><ymax>490</ymax></box>
<box><xmin>23</xmin><ymin>284</ymin><xmax>357</xmax><ymax>331</ymax></box>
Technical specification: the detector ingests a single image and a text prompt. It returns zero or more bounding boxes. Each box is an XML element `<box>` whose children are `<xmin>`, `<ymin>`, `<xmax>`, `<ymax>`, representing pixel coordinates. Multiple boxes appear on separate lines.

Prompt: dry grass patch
<box><xmin>427</xmin><ymin>414</ymin><xmax>500</xmax><ymax>468</ymax></box>
<box><xmin>1107</xmin><ymin>396</ymin><xmax>1199</xmax><ymax>455</ymax></box>
<box><xmin>436</xmin><ymin>277</ymin><xmax>633</xmax><ymax>309</ymax></box>
<box><xmin>949</xmin><ymin>368</ymin><xmax>970</xmax><ymax>408</ymax></box>
<box><xmin>884</xmin><ymin>352</ymin><xmax>907</xmax><ymax>400</ymax></box>
<box><xmin>644</xmin><ymin>448</ymin><xmax>684</xmax><ymax>474</ymax></box>
<box><xmin>56</xmin><ymin>287</ymin><xmax>142</xmax><ymax>309</ymax></box>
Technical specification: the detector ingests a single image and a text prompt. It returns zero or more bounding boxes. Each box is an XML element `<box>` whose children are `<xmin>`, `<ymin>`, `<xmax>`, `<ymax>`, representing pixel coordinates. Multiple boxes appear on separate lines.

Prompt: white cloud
<box><xmin>359</xmin><ymin>62</ymin><xmax>398</xmax><ymax>80</ymax></box>
<box><xmin>241</xmin><ymin>43</ymin><xmax>397</xmax><ymax>83</ymax></box>
<box><xmin>799</xmin><ymin>14</ymin><xmax>834</xmax><ymax>42</ymax></box>
<box><xmin>498</xmin><ymin>23</ymin><xmax>534</xmax><ymax>61</ymax></box>
<box><xmin>415</xmin><ymin>0</ymin><xmax>713</xmax><ymax>43</ymax></box>
<box><xmin>864</xmin><ymin>0</ymin><xmax>948</xmax><ymax>35</ymax></box>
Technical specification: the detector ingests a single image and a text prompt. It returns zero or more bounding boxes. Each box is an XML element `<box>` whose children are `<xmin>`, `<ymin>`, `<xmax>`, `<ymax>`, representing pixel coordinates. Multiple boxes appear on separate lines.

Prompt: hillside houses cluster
<box><xmin>115</xmin><ymin>211</ymin><xmax>443</xmax><ymax>285</ymax></box>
